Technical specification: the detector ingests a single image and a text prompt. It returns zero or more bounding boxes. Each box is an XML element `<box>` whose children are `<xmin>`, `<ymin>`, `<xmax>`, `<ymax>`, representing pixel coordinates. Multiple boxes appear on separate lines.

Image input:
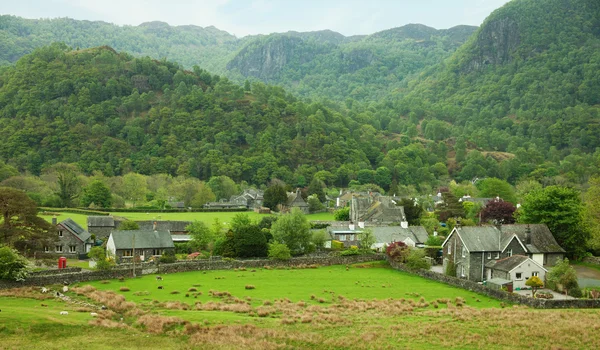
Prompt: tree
<box><xmin>386</xmin><ymin>241</ymin><xmax>409</xmax><ymax>263</ymax></box>
<box><xmin>334</xmin><ymin>207</ymin><xmax>350</xmax><ymax>221</ymax></box>
<box><xmin>547</xmin><ymin>258</ymin><xmax>580</xmax><ymax>296</ymax></box>
<box><xmin>271</xmin><ymin>208</ymin><xmax>311</xmax><ymax>255</ymax></box>
<box><xmin>88</xmin><ymin>246</ymin><xmax>114</xmax><ymax>271</ymax></box>
<box><xmin>122</xmin><ymin>172</ymin><xmax>147</xmax><ymax>206</ymax></box>
<box><xmin>187</xmin><ymin>220</ymin><xmax>214</xmax><ymax>251</ymax></box>
<box><xmin>268</xmin><ymin>242</ymin><xmax>291</xmax><ymax>261</ymax></box>
<box><xmin>307</xmin><ymin>194</ymin><xmax>324</xmax><ymax>213</ymax></box>
<box><xmin>359</xmin><ymin>228</ymin><xmax>375</xmax><ymax>252</ymax></box>
<box><xmin>476</xmin><ymin>178</ymin><xmax>517</xmax><ymax>204</ymax></box>
<box><xmin>311</xmin><ymin>230</ymin><xmax>329</xmax><ymax>251</ymax></box>
<box><xmin>0</xmin><ymin>245</ymin><xmax>29</xmax><ymax>280</ymax></box>
<box><xmin>52</xmin><ymin>164</ymin><xmax>81</xmax><ymax>207</ymax></box>
<box><xmin>405</xmin><ymin>248</ymin><xmax>431</xmax><ymax>270</ymax></box>
<box><xmin>584</xmin><ymin>176</ymin><xmax>600</xmax><ymax>252</ymax></box>
<box><xmin>233</xmin><ymin>223</ymin><xmax>267</xmax><ymax>258</ymax></box>
<box><xmin>263</xmin><ymin>182</ymin><xmax>288</xmax><ymax>211</ymax></box>
<box><xmin>519</xmin><ymin>186</ymin><xmax>589</xmax><ymax>258</ymax></box>
<box><xmin>118</xmin><ymin>221</ymin><xmax>139</xmax><ymax>231</ymax></box>
<box><xmin>207</xmin><ymin>175</ymin><xmax>238</xmax><ymax>201</ymax></box>
<box><xmin>435</xmin><ymin>191</ymin><xmax>465</xmax><ymax>222</ymax></box>
<box><xmin>525</xmin><ymin>276</ymin><xmax>544</xmax><ymax>297</ymax></box>
<box><xmin>399</xmin><ymin>198</ymin><xmax>423</xmax><ymax>225</ymax></box>
<box><xmin>307</xmin><ymin>177</ymin><xmax>326</xmax><ymax>203</ymax></box>
<box><xmin>0</xmin><ymin>187</ymin><xmax>53</xmax><ymax>251</ymax></box>
<box><xmin>480</xmin><ymin>199</ymin><xmax>516</xmax><ymax>224</ymax></box>
<box><xmin>81</xmin><ymin>180</ymin><xmax>112</xmax><ymax>208</ymax></box>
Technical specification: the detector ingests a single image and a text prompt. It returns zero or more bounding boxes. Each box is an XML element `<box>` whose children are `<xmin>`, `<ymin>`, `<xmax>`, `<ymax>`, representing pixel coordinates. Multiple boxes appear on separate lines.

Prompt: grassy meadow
<box><xmin>3</xmin><ymin>262</ymin><xmax>600</xmax><ymax>349</ymax></box>
<box><xmin>40</xmin><ymin>210</ymin><xmax>335</xmax><ymax>228</ymax></box>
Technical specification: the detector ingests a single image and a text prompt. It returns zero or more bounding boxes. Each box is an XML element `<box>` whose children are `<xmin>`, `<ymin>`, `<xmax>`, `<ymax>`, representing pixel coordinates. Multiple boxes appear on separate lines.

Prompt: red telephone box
<box><xmin>58</xmin><ymin>257</ymin><xmax>67</xmax><ymax>269</ymax></box>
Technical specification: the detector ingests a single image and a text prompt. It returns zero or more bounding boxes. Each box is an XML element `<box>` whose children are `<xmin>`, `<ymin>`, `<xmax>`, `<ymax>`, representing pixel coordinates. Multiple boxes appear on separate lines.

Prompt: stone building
<box><xmin>106</xmin><ymin>230</ymin><xmax>174</xmax><ymax>263</ymax></box>
<box><xmin>87</xmin><ymin>216</ymin><xmax>121</xmax><ymax>239</ymax></box>
<box><xmin>350</xmin><ymin>193</ymin><xmax>405</xmax><ymax>224</ymax></box>
<box><xmin>45</xmin><ymin>218</ymin><xmax>93</xmax><ymax>257</ymax></box>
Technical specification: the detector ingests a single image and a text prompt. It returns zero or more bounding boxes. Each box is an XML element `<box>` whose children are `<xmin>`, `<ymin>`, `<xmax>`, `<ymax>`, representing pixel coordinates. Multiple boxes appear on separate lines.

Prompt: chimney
<box><xmin>358</xmin><ymin>221</ymin><xmax>365</xmax><ymax>229</ymax></box>
<box><xmin>400</xmin><ymin>221</ymin><xmax>408</xmax><ymax>229</ymax></box>
<box><xmin>455</xmin><ymin>218</ymin><xmax>461</xmax><ymax>228</ymax></box>
<box><xmin>349</xmin><ymin>223</ymin><xmax>355</xmax><ymax>230</ymax></box>
<box><xmin>153</xmin><ymin>221</ymin><xmax>157</xmax><ymax>231</ymax></box>
<box><xmin>526</xmin><ymin>224</ymin><xmax>531</xmax><ymax>244</ymax></box>
<box><xmin>52</xmin><ymin>216</ymin><xmax>57</xmax><ymax>226</ymax></box>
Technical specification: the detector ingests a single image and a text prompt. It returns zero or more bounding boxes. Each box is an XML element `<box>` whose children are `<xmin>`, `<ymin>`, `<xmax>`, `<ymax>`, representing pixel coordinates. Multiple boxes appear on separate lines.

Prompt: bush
<box><xmin>386</xmin><ymin>241</ymin><xmax>409</xmax><ymax>263</ymax></box>
<box><xmin>88</xmin><ymin>247</ymin><xmax>114</xmax><ymax>271</ymax></box>
<box><xmin>268</xmin><ymin>242</ymin><xmax>291</xmax><ymax>261</ymax></box>
<box><xmin>547</xmin><ymin>258</ymin><xmax>579</xmax><ymax>294</ymax></box>
<box><xmin>339</xmin><ymin>246</ymin><xmax>360</xmax><ymax>256</ymax></box>
<box><xmin>445</xmin><ymin>260</ymin><xmax>457</xmax><ymax>277</ymax></box>
<box><xmin>160</xmin><ymin>250</ymin><xmax>177</xmax><ymax>263</ymax></box>
<box><xmin>405</xmin><ymin>249</ymin><xmax>431</xmax><ymax>270</ymax></box>
<box><xmin>119</xmin><ymin>220</ymin><xmax>140</xmax><ymax>230</ymax></box>
<box><xmin>0</xmin><ymin>245</ymin><xmax>29</xmax><ymax>281</ymax></box>
<box><xmin>331</xmin><ymin>240</ymin><xmax>344</xmax><ymax>250</ymax></box>
<box><xmin>333</xmin><ymin>207</ymin><xmax>350</xmax><ymax>221</ymax></box>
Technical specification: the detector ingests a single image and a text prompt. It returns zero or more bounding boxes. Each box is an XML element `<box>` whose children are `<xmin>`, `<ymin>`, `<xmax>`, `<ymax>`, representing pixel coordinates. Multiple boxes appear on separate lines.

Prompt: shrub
<box><xmin>0</xmin><ymin>246</ymin><xmax>29</xmax><ymax>281</ymax></box>
<box><xmin>386</xmin><ymin>241</ymin><xmax>409</xmax><ymax>263</ymax></box>
<box><xmin>405</xmin><ymin>249</ymin><xmax>431</xmax><ymax>270</ymax></box>
<box><xmin>331</xmin><ymin>240</ymin><xmax>344</xmax><ymax>250</ymax></box>
<box><xmin>547</xmin><ymin>258</ymin><xmax>579</xmax><ymax>294</ymax></box>
<box><xmin>160</xmin><ymin>250</ymin><xmax>177</xmax><ymax>264</ymax></box>
<box><xmin>268</xmin><ymin>242</ymin><xmax>291</xmax><ymax>261</ymax></box>
<box><xmin>340</xmin><ymin>246</ymin><xmax>360</xmax><ymax>256</ymax></box>
<box><xmin>334</xmin><ymin>207</ymin><xmax>350</xmax><ymax>221</ymax></box>
<box><xmin>525</xmin><ymin>276</ymin><xmax>544</xmax><ymax>297</ymax></box>
<box><xmin>445</xmin><ymin>260</ymin><xmax>457</xmax><ymax>277</ymax></box>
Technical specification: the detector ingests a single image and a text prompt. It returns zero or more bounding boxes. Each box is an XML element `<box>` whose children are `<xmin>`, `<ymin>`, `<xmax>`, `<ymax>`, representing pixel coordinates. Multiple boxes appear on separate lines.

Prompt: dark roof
<box><xmin>110</xmin><ymin>230</ymin><xmax>174</xmax><ymax>250</ymax></box>
<box><xmin>288</xmin><ymin>190</ymin><xmax>308</xmax><ymax>207</ymax></box>
<box><xmin>371</xmin><ymin>226</ymin><xmax>429</xmax><ymax>244</ymax></box>
<box><xmin>500</xmin><ymin>224</ymin><xmax>566</xmax><ymax>253</ymax></box>
<box><xmin>136</xmin><ymin>221</ymin><xmax>191</xmax><ymax>232</ymax></box>
<box><xmin>485</xmin><ymin>255</ymin><xmax>530</xmax><ymax>272</ymax></box>
<box><xmin>87</xmin><ymin>216</ymin><xmax>115</xmax><ymax>227</ymax></box>
<box><xmin>59</xmin><ymin>218</ymin><xmax>91</xmax><ymax>242</ymax></box>
<box><xmin>453</xmin><ymin>226</ymin><xmax>501</xmax><ymax>252</ymax></box>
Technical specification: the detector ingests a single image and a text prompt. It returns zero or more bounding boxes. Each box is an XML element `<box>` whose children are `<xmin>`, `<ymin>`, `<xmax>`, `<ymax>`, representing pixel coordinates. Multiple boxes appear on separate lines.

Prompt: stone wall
<box><xmin>388</xmin><ymin>259</ymin><xmax>600</xmax><ymax>309</ymax></box>
<box><xmin>0</xmin><ymin>254</ymin><xmax>385</xmax><ymax>289</ymax></box>
<box><xmin>29</xmin><ymin>267</ymin><xmax>82</xmax><ymax>276</ymax></box>
<box><xmin>583</xmin><ymin>256</ymin><xmax>600</xmax><ymax>265</ymax></box>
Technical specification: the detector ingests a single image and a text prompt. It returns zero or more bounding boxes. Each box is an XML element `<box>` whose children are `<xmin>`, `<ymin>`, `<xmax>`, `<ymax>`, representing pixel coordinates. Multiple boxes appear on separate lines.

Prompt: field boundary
<box><xmin>0</xmin><ymin>254</ymin><xmax>385</xmax><ymax>289</ymax></box>
<box><xmin>388</xmin><ymin>259</ymin><xmax>600</xmax><ymax>309</ymax></box>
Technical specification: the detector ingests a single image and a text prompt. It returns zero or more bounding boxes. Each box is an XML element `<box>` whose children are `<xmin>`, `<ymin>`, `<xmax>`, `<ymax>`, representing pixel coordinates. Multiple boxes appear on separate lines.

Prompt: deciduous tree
<box><xmin>271</xmin><ymin>208</ymin><xmax>311</xmax><ymax>255</ymax></box>
<box><xmin>81</xmin><ymin>180</ymin><xmax>112</xmax><ymax>208</ymax></box>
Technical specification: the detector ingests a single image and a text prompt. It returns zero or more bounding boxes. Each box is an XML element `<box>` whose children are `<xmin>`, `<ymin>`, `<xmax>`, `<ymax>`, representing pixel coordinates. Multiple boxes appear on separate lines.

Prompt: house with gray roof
<box><xmin>287</xmin><ymin>189</ymin><xmax>309</xmax><ymax>214</ymax></box>
<box><xmin>87</xmin><ymin>216</ymin><xmax>123</xmax><ymax>239</ymax></box>
<box><xmin>441</xmin><ymin>224</ymin><xmax>564</xmax><ymax>282</ymax></box>
<box><xmin>46</xmin><ymin>218</ymin><xmax>93</xmax><ymax>257</ymax></box>
<box><xmin>327</xmin><ymin>224</ymin><xmax>429</xmax><ymax>250</ymax></box>
<box><xmin>485</xmin><ymin>255</ymin><xmax>547</xmax><ymax>290</ymax></box>
<box><xmin>106</xmin><ymin>230</ymin><xmax>174</xmax><ymax>263</ymax></box>
<box><xmin>350</xmin><ymin>193</ymin><xmax>406</xmax><ymax>224</ymax></box>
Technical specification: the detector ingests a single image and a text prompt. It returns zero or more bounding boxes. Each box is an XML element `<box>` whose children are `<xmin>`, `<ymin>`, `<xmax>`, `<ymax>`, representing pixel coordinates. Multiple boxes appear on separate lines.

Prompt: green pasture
<box><xmin>86</xmin><ymin>261</ymin><xmax>501</xmax><ymax>308</ymax></box>
<box><xmin>40</xmin><ymin>210</ymin><xmax>334</xmax><ymax>229</ymax></box>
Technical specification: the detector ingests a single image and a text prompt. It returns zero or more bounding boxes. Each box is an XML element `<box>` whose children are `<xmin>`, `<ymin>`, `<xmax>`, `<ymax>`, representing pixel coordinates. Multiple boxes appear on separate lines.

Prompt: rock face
<box><xmin>464</xmin><ymin>17</ymin><xmax>520</xmax><ymax>72</ymax></box>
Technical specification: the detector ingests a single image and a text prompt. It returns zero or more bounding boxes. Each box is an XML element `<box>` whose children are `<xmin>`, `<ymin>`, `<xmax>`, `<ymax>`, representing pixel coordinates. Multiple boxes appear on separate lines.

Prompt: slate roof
<box><xmin>371</xmin><ymin>226</ymin><xmax>429</xmax><ymax>244</ymax></box>
<box><xmin>110</xmin><ymin>230</ymin><xmax>174</xmax><ymax>250</ymax></box>
<box><xmin>485</xmin><ymin>255</ymin><xmax>530</xmax><ymax>272</ymax></box>
<box><xmin>454</xmin><ymin>226</ymin><xmax>501</xmax><ymax>252</ymax></box>
<box><xmin>288</xmin><ymin>189</ymin><xmax>309</xmax><ymax>207</ymax></box>
<box><xmin>500</xmin><ymin>224</ymin><xmax>566</xmax><ymax>253</ymax></box>
<box><xmin>87</xmin><ymin>216</ymin><xmax>115</xmax><ymax>227</ymax></box>
<box><xmin>59</xmin><ymin>218</ymin><xmax>91</xmax><ymax>242</ymax></box>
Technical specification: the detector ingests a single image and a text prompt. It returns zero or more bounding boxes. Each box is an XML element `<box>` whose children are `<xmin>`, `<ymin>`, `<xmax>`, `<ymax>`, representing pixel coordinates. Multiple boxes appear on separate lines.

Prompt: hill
<box><xmin>391</xmin><ymin>0</ymin><xmax>600</xmax><ymax>184</ymax></box>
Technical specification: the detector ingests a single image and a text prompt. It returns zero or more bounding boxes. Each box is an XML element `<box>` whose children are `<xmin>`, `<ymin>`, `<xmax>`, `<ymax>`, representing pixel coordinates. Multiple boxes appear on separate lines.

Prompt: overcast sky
<box><xmin>2</xmin><ymin>0</ymin><xmax>511</xmax><ymax>37</ymax></box>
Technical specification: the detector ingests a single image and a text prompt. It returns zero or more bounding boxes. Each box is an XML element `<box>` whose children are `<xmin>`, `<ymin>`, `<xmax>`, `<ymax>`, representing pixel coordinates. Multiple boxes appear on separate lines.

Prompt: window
<box><xmin>44</xmin><ymin>246</ymin><xmax>49</xmax><ymax>253</ymax></box>
<box><xmin>495</xmin><ymin>252</ymin><xmax>500</xmax><ymax>259</ymax></box>
<box><xmin>55</xmin><ymin>245</ymin><xmax>63</xmax><ymax>253</ymax></box>
<box><xmin>153</xmin><ymin>249</ymin><xmax>164</xmax><ymax>256</ymax></box>
<box><xmin>58</xmin><ymin>230</ymin><xmax>63</xmax><ymax>237</ymax></box>
<box><xmin>507</xmin><ymin>249</ymin><xmax>513</xmax><ymax>257</ymax></box>
<box><xmin>69</xmin><ymin>245</ymin><xmax>76</xmax><ymax>253</ymax></box>
<box><xmin>461</xmin><ymin>246</ymin><xmax>467</xmax><ymax>258</ymax></box>
<box><xmin>448</xmin><ymin>243</ymin><xmax>452</xmax><ymax>255</ymax></box>
<box><xmin>123</xmin><ymin>250</ymin><xmax>133</xmax><ymax>257</ymax></box>
<box><xmin>339</xmin><ymin>235</ymin><xmax>346</xmax><ymax>241</ymax></box>
<box><xmin>515</xmin><ymin>272</ymin><xmax>522</xmax><ymax>280</ymax></box>
<box><xmin>461</xmin><ymin>266</ymin><xmax>466</xmax><ymax>277</ymax></box>
<box><xmin>487</xmin><ymin>252</ymin><xmax>491</xmax><ymax>260</ymax></box>
<box><xmin>532</xmin><ymin>272</ymin><xmax>539</xmax><ymax>277</ymax></box>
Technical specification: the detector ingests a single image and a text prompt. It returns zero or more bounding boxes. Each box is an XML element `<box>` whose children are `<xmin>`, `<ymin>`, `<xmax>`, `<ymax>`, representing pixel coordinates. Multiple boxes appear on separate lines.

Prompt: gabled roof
<box><xmin>87</xmin><ymin>216</ymin><xmax>115</xmax><ymax>227</ymax></box>
<box><xmin>500</xmin><ymin>224</ymin><xmax>565</xmax><ymax>253</ymax></box>
<box><xmin>485</xmin><ymin>254</ymin><xmax>547</xmax><ymax>273</ymax></box>
<box><xmin>288</xmin><ymin>189</ymin><xmax>308</xmax><ymax>207</ymax></box>
<box><xmin>371</xmin><ymin>226</ymin><xmax>429</xmax><ymax>244</ymax></box>
<box><xmin>447</xmin><ymin>226</ymin><xmax>501</xmax><ymax>252</ymax></box>
<box><xmin>109</xmin><ymin>230</ymin><xmax>174</xmax><ymax>250</ymax></box>
<box><xmin>59</xmin><ymin>218</ymin><xmax>91</xmax><ymax>242</ymax></box>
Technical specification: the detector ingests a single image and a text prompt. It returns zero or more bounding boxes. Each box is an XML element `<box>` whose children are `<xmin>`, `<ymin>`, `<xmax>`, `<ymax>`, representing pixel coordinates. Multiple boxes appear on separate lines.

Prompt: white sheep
<box><xmin>59</xmin><ymin>311</ymin><xmax>68</xmax><ymax>315</ymax></box>
<box><xmin>90</xmin><ymin>312</ymin><xmax>98</xmax><ymax>317</ymax></box>
<box><xmin>41</xmin><ymin>287</ymin><xmax>48</xmax><ymax>293</ymax></box>
<box><xmin>62</xmin><ymin>286</ymin><xmax>69</xmax><ymax>293</ymax></box>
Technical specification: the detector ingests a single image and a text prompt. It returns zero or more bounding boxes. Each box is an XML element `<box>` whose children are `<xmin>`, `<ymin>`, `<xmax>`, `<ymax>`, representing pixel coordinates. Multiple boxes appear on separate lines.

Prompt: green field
<box><xmin>40</xmin><ymin>211</ymin><xmax>335</xmax><ymax>229</ymax></box>
<box><xmin>3</xmin><ymin>262</ymin><xmax>600</xmax><ymax>349</ymax></box>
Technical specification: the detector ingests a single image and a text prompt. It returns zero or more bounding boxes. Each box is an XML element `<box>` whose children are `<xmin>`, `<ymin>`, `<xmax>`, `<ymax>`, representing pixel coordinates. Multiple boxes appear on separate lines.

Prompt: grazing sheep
<box><xmin>158</xmin><ymin>286</ymin><xmax>163</xmax><ymax>289</ymax></box>
<box><xmin>101</xmin><ymin>305</ymin><xmax>107</xmax><ymax>310</ymax></box>
<box><xmin>62</xmin><ymin>286</ymin><xmax>69</xmax><ymax>293</ymax></box>
<box><xmin>41</xmin><ymin>287</ymin><xmax>48</xmax><ymax>293</ymax></box>
<box><xmin>60</xmin><ymin>311</ymin><xmax>68</xmax><ymax>315</ymax></box>
<box><xmin>156</xmin><ymin>276</ymin><xmax>163</xmax><ymax>281</ymax></box>
<box><xmin>41</xmin><ymin>304</ymin><xmax>48</xmax><ymax>307</ymax></box>
<box><xmin>90</xmin><ymin>312</ymin><xmax>98</xmax><ymax>317</ymax></box>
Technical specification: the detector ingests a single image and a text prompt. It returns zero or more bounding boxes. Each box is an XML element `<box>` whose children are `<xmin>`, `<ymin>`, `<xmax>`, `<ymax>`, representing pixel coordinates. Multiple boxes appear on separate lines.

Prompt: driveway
<box><xmin>573</xmin><ymin>264</ymin><xmax>600</xmax><ymax>288</ymax></box>
<box><xmin>513</xmin><ymin>288</ymin><xmax>574</xmax><ymax>300</ymax></box>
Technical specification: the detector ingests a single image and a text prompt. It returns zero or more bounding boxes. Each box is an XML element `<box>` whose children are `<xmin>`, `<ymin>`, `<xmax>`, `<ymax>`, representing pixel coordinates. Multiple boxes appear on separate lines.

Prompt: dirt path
<box><xmin>573</xmin><ymin>265</ymin><xmax>600</xmax><ymax>287</ymax></box>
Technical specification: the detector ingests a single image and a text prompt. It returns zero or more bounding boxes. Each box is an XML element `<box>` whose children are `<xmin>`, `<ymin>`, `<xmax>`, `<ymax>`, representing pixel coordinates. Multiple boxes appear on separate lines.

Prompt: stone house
<box><xmin>327</xmin><ymin>223</ymin><xmax>428</xmax><ymax>250</ymax></box>
<box><xmin>87</xmin><ymin>216</ymin><xmax>122</xmax><ymax>239</ymax></box>
<box><xmin>45</xmin><ymin>218</ymin><xmax>93</xmax><ymax>257</ymax></box>
<box><xmin>287</xmin><ymin>188</ymin><xmax>309</xmax><ymax>214</ymax></box>
<box><xmin>106</xmin><ymin>230</ymin><xmax>174</xmax><ymax>263</ymax></box>
<box><xmin>441</xmin><ymin>224</ymin><xmax>565</xmax><ymax>282</ymax></box>
<box><xmin>485</xmin><ymin>255</ymin><xmax>547</xmax><ymax>290</ymax></box>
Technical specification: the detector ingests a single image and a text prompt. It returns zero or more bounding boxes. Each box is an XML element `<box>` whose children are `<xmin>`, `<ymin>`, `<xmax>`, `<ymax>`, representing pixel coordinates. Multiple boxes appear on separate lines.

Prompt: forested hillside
<box><xmin>0</xmin><ymin>16</ymin><xmax>475</xmax><ymax>102</ymax></box>
<box><xmin>385</xmin><ymin>0</ymin><xmax>600</xmax><ymax>185</ymax></box>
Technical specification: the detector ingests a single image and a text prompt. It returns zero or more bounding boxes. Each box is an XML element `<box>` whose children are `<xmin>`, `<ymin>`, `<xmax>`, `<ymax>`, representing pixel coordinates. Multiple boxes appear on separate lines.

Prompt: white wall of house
<box><xmin>403</xmin><ymin>237</ymin><xmax>416</xmax><ymax>247</ymax></box>
<box><xmin>106</xmin><ymin>234</ymin><xmax>116</xmax><ymax>257</ymax></box>
<box><xmin>531</xmin><ymin>253</ymin><xmax>544</xmax><ymax>266</ymax></box>
<box><xmin>509</xmin><ymin>260</ymin><xmax>547</xmax><ymax>290</ymax></box>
